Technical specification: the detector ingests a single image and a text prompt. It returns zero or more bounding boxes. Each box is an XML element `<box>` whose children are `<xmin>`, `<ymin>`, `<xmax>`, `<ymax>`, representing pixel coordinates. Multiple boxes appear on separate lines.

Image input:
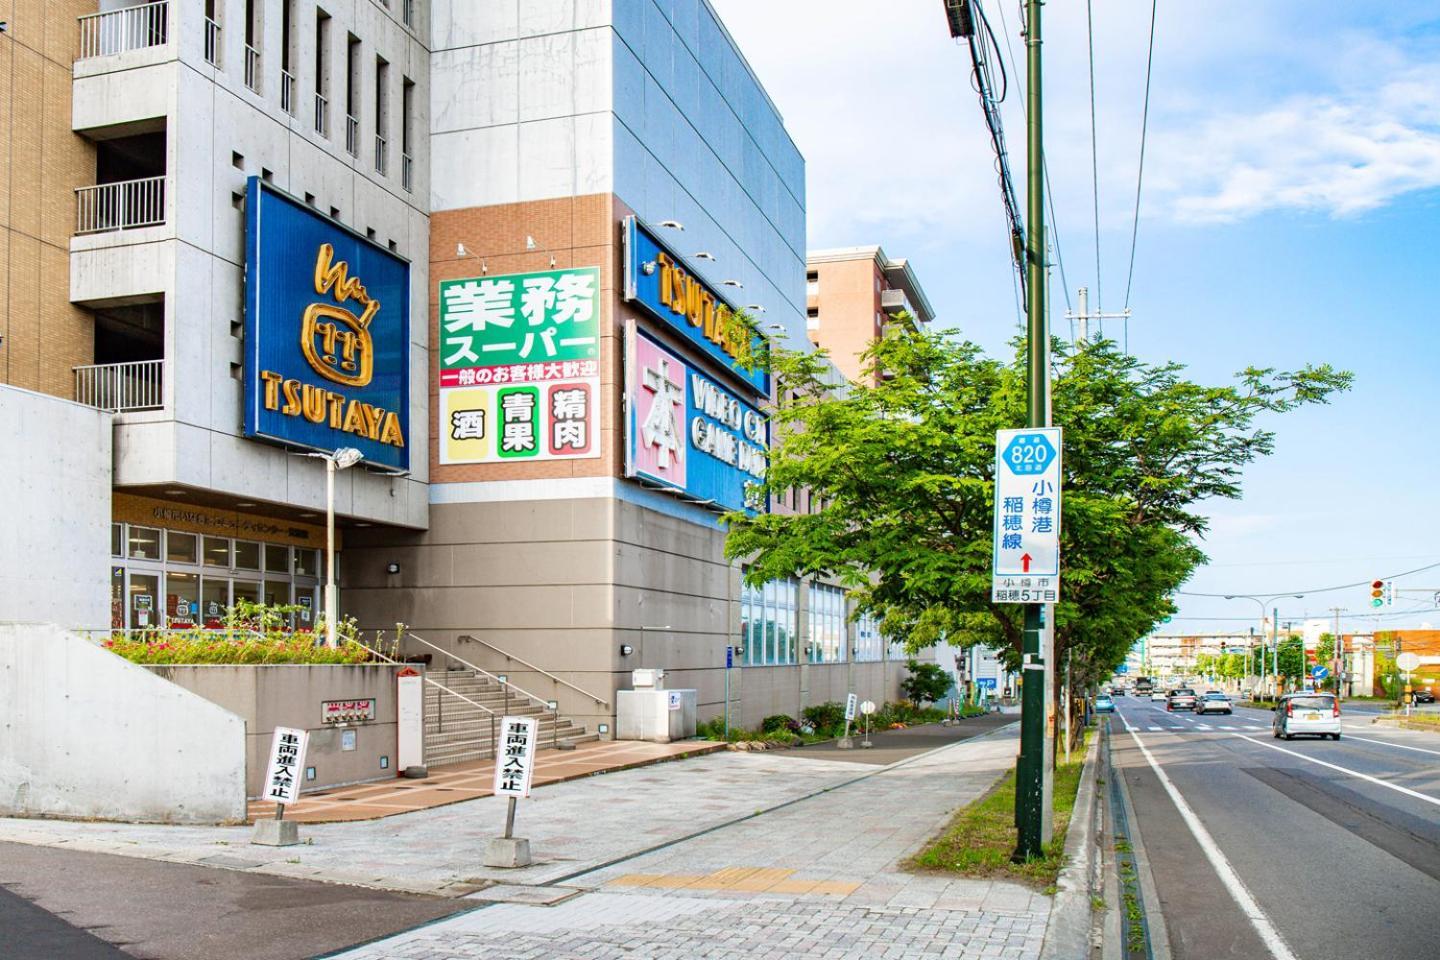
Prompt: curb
<box><xmin>1040</xmin><ymin>727</ymin><xmax>1101</xmax><ymax>960</ymax></box>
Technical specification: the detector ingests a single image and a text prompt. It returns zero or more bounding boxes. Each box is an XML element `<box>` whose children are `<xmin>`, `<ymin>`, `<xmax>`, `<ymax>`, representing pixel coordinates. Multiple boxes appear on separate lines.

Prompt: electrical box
<box><xmin>616</xmin><ymin>687</ymin><xmax>695</xmax><ymax>742</ymax></box>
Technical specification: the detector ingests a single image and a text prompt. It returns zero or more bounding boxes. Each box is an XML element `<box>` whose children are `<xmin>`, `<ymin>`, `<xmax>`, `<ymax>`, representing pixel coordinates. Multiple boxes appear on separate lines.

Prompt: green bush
<box><xmin>761</xmin><ymin>713</ymin><xmax>800</xmax><ymax>734</ymax></box>
<box><xmin>901</xmin><ymin>659</ymin><xmax>952</xmax><ymax>705</ymax></box>
<box><xmin>103</xmin><ymin>601</ymin><xmax>372</xmax><ymax>665</ymax></box>
<box><xmin>802</xmin><ymin>701</ymin><xmax>846</xmax><ymax>732</ymax></box>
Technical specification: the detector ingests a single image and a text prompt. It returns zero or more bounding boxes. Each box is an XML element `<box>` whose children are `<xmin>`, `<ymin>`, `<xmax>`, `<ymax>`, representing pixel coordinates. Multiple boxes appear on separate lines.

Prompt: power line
<box><xmin>1084</xmin><ymin>0</ymin><xmax>1103</xmax><ymax>319</ymax></box>
<box><xmin>1121</xmin><ymin>0</ymin><xmax>1158</xmax><ymax>352</ymax></box>
<box><xmin>1176</xmin><ymin>558</ymin><xmax>1440</xmax><ymax>599</ymax></box>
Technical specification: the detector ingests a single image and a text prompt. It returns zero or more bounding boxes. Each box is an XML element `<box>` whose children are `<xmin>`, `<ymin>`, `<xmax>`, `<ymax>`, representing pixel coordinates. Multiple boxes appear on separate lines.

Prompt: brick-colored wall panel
<box><xmin>39</xmin><ymin>243</ymin><xmax>90</xmax><ymax>397</ymax></box>
<box><xmin>6</xmin><ymin>234</ymin><xmax>42</xmax><ymax>391</ymax></box>
<box><xmin>8</xmin><ymin>46</ymin><xmax>45</xmax><ymax>241</ymax></box>
<box><xmin>41</xmin><ymin>58</ymin><xmax>89</xmax><ymax>249</ymax></box>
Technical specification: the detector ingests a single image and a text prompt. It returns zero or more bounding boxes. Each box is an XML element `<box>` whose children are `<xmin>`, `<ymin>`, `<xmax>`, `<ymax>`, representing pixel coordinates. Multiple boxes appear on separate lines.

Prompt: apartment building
<box><xmin>805</xmin><ymin>245</ymin><xmax>937</xmax><ymax>385</ymax></box>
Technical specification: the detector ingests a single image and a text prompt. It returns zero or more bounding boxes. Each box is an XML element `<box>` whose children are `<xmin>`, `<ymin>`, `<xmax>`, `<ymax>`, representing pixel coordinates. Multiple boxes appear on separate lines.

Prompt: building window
<box><xmin>741</xmin><ymin>572</ymin><xmax>798</xmax><ymax>666</ymax></box>
<box><xmin>203</xmin><ymin>536</ymin><xmax>231</xmax><ymax>568</ymax></box>
<box><xmin>111</xmin><ymin>523</ymin><xmax>124</xmax><ymax>557</ymax></box>
<box><xmin>855</xmin><ymin>612</ymin><xmax>885</xmax><ymax>662</ymax></box>
<box><xmin>807</xmin><ymin>583</ymin><xmax>846</xmax><ymax>664</ymax></box>
<box><xmin>204</xmin><ymin>0</ymin><xmax>222</xmax><ymax>67</ymax></box>
<box><xmin>127</xmin><ymin>526</ymin><xmax>162</xmax><ymax>561</ymax></box>
<box><xmin>166</xmin><ymin>531</ymin><xmax>198</xmax><ymax>565</ymax></box>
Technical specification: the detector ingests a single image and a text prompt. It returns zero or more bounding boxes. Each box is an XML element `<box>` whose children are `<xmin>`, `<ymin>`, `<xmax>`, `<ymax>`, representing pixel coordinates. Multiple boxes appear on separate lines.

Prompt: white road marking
<box><xmin>1148</xmin><ymin>726</ymin><xmax>1162</xmax><ymax>731</ymax></box>
<box><xmin>1196</xmin><ymin>724</ymin><xmax>1213</xmax><ymax>731</ymax></box>
<box><xmin>1233</xmin><ymin>735</ymin><xmax>1440</xmax><ymax>808</ymax></box>
<box><xmin>1333</xmin><ymin>732</ymin><xmax>1440</xmax><ymax>758</ymax></box>
<box><xmin>1127</xmin><ymin>729</ymin><xmax>1299</xmax><ymax>960</ymax></box>
<box><xmin>1219</xmin><ymin>726</ymin><xmax>1237</xmax><ymax>731</ymax></box>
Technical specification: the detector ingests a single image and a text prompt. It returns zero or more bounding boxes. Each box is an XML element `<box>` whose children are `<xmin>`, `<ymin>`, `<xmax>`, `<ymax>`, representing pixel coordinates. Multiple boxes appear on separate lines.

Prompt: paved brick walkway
<box><xmin>327</xmin><ymin>725</ymin><xmax>1048</xmax><ymax>960</ymax></box>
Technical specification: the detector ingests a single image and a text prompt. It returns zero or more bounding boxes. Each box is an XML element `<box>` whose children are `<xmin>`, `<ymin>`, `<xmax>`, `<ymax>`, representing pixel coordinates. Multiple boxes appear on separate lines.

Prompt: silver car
<box><xmin>1272</xmin><ymin>693</ymin><xmax>1341</xmax><ymax>740</ymax></box>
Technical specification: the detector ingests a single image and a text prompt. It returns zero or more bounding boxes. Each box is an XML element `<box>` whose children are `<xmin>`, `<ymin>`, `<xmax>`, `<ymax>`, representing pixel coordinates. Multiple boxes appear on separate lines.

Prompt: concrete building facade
<box><xmin>2</xmin><ymin>0</ymin><xmax>926</xmax><ymax>741</ymax></box>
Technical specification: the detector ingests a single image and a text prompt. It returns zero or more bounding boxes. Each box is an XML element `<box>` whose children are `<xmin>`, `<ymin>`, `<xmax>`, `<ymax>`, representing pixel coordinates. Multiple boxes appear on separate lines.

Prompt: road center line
<box><xmin>1127</xmin><ymin>729</ymin><xmax>1299</xmax><ymax>960</ymax></box>
<box><xmin>1333</xmin><ymin>732</ymin><xmax>1440</xmax><ymax>757</ymax></box>
<box><xmin>1232</xmin><ymin>735</ymin><xmax>1440</xmax><ymax>808</ymax></box>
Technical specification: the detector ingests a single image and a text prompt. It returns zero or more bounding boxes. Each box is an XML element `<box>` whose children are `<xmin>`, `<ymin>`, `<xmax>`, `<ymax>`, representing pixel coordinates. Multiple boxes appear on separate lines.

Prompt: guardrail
<box><xmin>77</xmin><ymin>1</ymin><xmax>169</xmax><ymax>59</ymax></box>
<box><xmin>374</xmin><ymin>134</ymin><xmax>387</xmax><ymax>175</ymax></box>
<box><xmin>314</xmin><ymin>92</ymin><xmax>329</xmax><ymax>136</ymax></box>
<box><xmin>243</xmin><ymin>43</ymin><xmax>260</xmax><ymax>92</ymax></box>
<box><xmin>345</xmin><ymin>114</ymin><xmax>359</xmax><ymax>156</ymax></box>
<box><xmin>281</xmin><ymin>69</ymin><xmax>295</xmax><ymax>114</ymax></box>
<box><xmin>76</xmin><ymin>175</ymin><xmax>166</xmax><ymax>234</ymax></box>
<box><xmin>203</xmin><ymin>16</ymin><xmax>220</xmax><ymax>66</ymax></box>
<box><xmin>73</xmin><ymin>359</ymin><xmax>164</xmax><ymax>412</ymax></box>
<box><xmin>401</xmin><ymin>152</ymin><xmax>413</xmax><ymax>192</ymax></box>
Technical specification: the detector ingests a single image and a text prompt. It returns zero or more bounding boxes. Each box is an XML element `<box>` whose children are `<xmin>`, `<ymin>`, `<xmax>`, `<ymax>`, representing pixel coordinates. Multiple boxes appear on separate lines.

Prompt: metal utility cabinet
<box><xmin>616</xmin><ymin>669</ymin><xmax>696</xmax><ymax>742</ymax></box>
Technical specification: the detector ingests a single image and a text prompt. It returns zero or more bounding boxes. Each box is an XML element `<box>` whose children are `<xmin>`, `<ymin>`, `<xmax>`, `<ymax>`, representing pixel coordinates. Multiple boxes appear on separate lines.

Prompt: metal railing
<box><xmin>403</xmin><ymin>0</ymin><xmax>415</xmax><ymax>28</ymax></box>
<box><xmin>203</xmin><ymin>16</ymin><xmax>220</xmax><ymax>66</ymax></box>
<box><xmin>314</xmin><ymin>92</ymin><xmax>329</xmax><ymax>136</ymax></box>
<box><xmin>243</xmin><ymin>43</ymin><xmax>260</xmax><ymax>92</ymax></box>
<box><xmin>73</xmin><ymin>359</ymin><xmax>164</xmax><ymax>412</ymax></box>
<box><xmin>459</xmin><ymin>633</ymin><xmax>611</xmax><ymax>707</ymax></box>
<box><xmin>345</xmin><ymin>114</ymin><xmax>359</xmax><ymax>156</ymax></box>
<box><xmin>77</xmin><ymin>1</ymin><xmax>169</xmax><ymax>59</ymax></box>
<box><xmin>401</xmin><ymin>152</ymin><xmax>413</xmax><ymax>192</ymax></box>
<box><xmin>75</xmin><ymin>176</ymin><xmax>166</xmax><ymax>233</ymax></box>
<box><xmin>280</xmin><ymin>69</ymin><xmax>295</xmax><ymax>114</ymax></box>
<box><xmin>374</xmin><ymin>134</ymin><xmax>387</xmax><ymax>175</ymax></box>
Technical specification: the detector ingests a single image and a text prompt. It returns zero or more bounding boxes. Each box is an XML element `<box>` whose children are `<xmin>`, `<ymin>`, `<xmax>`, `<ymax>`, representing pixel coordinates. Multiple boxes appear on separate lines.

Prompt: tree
<box><xmin>725</xmin><ymin>327</ymin><xmax>1351</xmax><ymax>738</ymax></box>
<box><xmin>901</xmin><ymin>659</ymin><xmax>952</xmax><ymax>705</ymax></box>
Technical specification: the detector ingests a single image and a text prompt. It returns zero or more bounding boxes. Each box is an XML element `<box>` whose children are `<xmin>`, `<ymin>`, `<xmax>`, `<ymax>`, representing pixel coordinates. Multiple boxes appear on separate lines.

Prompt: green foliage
<box><xmin>104</xmin><ymin>601</ymin><xmax>372</xmax><ymax>665</ymax></box>
<box><xmin>901</xmin><ymin>659</ymin><xmax>952</xmax><ymax>705</ymax></box>
<box><xmin>760</xmin><ymin>713</ymin><xmax>800</xmax><ymax>734</ymax></box>
<box><xmin>801</xmin><ymin>701</ymin><xmax>847</xmax><ymax>731</ymax></box>
<box><xmin>724</xmin><ymin>327</ymin><xmax>1351</xmax><ymax>687</ymax></box>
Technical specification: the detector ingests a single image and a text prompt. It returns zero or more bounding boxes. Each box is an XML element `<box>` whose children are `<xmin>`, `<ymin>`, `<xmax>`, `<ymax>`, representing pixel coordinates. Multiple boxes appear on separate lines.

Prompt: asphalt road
<box><xmin>0</xmin><ymin>841</ymin><xmax>472</xmax><ymax>960</ymax></box>
<box><xmin>1108</xmin><ymin>695</ymin><xmax>1440</xmax><ymax>960</ymax></box>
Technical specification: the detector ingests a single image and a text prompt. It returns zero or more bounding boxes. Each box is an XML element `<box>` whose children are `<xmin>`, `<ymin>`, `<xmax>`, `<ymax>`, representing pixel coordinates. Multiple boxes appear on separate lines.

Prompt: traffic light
<box><xmin>1370</xmin><ymin>580</ymin><xmax>1394</xmax><ymax>608</ymax></box>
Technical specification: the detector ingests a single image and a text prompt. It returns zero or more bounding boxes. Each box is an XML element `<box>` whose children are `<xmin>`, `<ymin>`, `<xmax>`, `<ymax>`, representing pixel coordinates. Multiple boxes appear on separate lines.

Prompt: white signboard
<box><xmin>1396</xmin><ymin>652</ymin><xmax>1421</xmax><ymax>672</ymax></box>
<box><xmin>262</xmin><ymin>726</ymin><xmax>310</xmax><ymax>806</ymax></box>
<box><xmin>396</xmin><ymin>668</ymin><xmax>424</xmax><ymax>772</ymax></box>
<box><xmin>844</xmin><ymin>693</ymin><xmax>858</xmax><ymax>722</ymax></box>
<box><xmin>492</xmin><ymin>716</ymin><xmax>539</xmax><ymax>799</ymax></box>
<box><xmin>992</xmin><ymin>427</ymin><xmax>1062</xmax><ymax>603</ymax></box>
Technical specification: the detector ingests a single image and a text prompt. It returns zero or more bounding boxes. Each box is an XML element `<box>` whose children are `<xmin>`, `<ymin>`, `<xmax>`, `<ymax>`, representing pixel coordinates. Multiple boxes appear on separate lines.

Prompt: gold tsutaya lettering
<box><xmin>257</xmin><ymin>371</ymin><xmax>407</xmax><ymax>450</ymax></box>
<box><xmin>652</xmin><ymin>251</ymin><xmax>751</xmax><ymax>363</ymax></box>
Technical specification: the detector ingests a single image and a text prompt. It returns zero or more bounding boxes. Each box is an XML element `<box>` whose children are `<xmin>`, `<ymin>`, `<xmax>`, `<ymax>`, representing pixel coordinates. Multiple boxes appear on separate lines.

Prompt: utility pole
<box><xmin>1329</xmin><ymin>606</ymin><xmax>1344</xmax><ymax>698</ymax></box>
<box><xmin>1066</xmin><ymin>286</ymin><xmax>1131</xmax><ymax>345</ymax></box>
<box><xmin>1014</xmin><ymin>0</ymin><xmax>1049</xmax><ymax>863</ymax></box>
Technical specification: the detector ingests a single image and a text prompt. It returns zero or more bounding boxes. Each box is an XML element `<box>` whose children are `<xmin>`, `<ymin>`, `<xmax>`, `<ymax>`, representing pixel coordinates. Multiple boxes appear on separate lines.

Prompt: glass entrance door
<box><xmin>128</xmin><ymin>571</ymin><xmax>160</xmax><ymax>630</ymax></box>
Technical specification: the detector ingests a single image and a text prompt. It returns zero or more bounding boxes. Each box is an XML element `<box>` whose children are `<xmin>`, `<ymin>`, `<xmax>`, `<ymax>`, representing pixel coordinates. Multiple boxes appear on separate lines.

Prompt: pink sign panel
<box><xmin>629</xmin><ymin>334</ymin><xmax>688</xmax><ymax>488</ymax></box>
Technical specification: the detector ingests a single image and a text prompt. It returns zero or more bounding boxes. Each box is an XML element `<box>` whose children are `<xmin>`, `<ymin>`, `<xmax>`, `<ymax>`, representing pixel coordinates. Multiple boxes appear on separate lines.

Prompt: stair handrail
<box><xmin>458</xmin><ymin>633</ymin><xmax>611</xmax><ymax>707</ymax></box>
<box><xmin>350</xmin><ymin>636</ymin><xmax>499</xmax><ymax>718</ymax></box>
<box><xmin>389</xmin><ymin>631</ymin><xmax>568</xmax><ymax>715</ymax></box>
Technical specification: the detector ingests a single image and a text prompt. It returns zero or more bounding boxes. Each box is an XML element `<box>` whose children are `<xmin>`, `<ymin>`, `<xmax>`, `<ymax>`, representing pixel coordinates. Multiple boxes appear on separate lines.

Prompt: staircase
<box><xmin>424</xmin><ymin>668</ymin><xmax>597</xmax><ymax>768</ymax></box>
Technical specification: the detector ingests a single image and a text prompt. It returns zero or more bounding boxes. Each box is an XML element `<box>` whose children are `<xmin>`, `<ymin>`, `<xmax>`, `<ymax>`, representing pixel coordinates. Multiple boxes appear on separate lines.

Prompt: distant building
<box><xmin>805</xmin><ymin>246</ymin><xmax>936</xmax><ymax>385</ymax></box>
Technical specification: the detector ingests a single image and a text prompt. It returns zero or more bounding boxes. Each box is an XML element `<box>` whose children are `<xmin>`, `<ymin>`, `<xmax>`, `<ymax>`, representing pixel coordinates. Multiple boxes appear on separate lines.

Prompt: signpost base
<box><xmin>484</xmin><ymin>837</ymin><xmax>532</xmax><ymax>868</ymax></box>
<box><xmin>836</xmin><ymin>737</ymin><xmax>854</xmax><ymax>749</ymax></box>
<box><xmin>251</xmin><ymin>819</ymin><xmax>300</xmax><ymax>846</ymax></box>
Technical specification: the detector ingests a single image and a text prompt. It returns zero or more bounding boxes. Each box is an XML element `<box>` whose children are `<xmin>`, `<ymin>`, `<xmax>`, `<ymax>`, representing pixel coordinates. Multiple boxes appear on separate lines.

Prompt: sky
<box><xmin>710</xmin><ymin>0</ymin><xmax>1440</xmax><ymax>637</ymax></box>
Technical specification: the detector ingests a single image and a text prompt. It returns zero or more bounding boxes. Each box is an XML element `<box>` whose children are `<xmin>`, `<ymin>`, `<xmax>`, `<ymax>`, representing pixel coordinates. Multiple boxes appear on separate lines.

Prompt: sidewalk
<box><xmin>1</xmin><ymin>724</ymin><xmax>1049</xmax><ymax>959</ymax></box>
<box><xmin>328</xmin><ymin>724</ymin><xmax>1047</xmax><ymax>960</ymax></box>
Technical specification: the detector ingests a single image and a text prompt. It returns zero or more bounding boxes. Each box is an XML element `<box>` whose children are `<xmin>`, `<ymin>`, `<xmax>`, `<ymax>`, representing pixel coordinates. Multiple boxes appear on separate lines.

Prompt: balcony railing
<box><xmin>244</xmin><ymin>44</ymin><xmax>260</xmax><ymax>92</ymax></box>
<box><xmin>77</xmin><ymin>1</ymin><xmax>169</xmax><ymax>60</ymax></box>
<box><xmin>374</xmin><ymin>134</ymin><xmax>387</xmax><ymax>175</ymax></box>
<box><xmin>74</xmin><ymin>359</ymin><xmax>164</xmax><ymax>412</ymax></box>
<box><xmin>314</xmin><ymin>92</ymin><xmax>328</xmax><ymax>136</ymax></box>
<box><xmin>281</xmin><ymin>69</ymin><xmax>295</xmax><ymax>114</ymax></box>
<box><xmin>403</xmin><ymin>0</ymin><xmax>415</xmax><ymax>28</ymax></box>
<box><xmin>75</xmin><ymin>176</ymin><xmax>166</xmax><ymax>234</ymax></box>
<box><xmin>345</xmin><ymin>114</ymin><xmax>360</xmax><ymax>157</ymax></box>
<box><xmin>204</xmin><ymin>16</ymin><xmax>220</xmax><ymax>66</ymax></box>
<box><xmin>401</xmin><ymin>152</ymin><xmax>413</xmax><ymax>192</ymax></box>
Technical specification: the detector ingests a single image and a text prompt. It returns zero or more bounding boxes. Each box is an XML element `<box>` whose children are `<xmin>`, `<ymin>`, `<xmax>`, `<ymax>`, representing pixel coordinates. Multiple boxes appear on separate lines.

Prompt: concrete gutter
<box><xmin>1041</xmin><ymin>729</ymin><xmax>1102</xmax><ymax>960</ymax></box>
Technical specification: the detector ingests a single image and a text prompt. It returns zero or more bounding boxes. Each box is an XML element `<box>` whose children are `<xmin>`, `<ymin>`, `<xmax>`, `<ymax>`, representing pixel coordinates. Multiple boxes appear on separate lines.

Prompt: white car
<box><xmin>1272</xmin><ymin>693</ymin><xmax>1341</xmax><ymax>740</ymax></box>
<box><xmin>1150</xmin><ymin>691</ymin><xmax>1166</xmax><ymax>702</ymax></box>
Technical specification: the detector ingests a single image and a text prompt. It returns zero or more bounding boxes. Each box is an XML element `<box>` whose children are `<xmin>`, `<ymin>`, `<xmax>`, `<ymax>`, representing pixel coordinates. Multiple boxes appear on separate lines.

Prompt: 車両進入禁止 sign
<box><xmin>625</xmin><ymin>327</ymin><xmax>767</xmax><ymax>514</ymax></box>
<box><xmin>262</xmin><ymin>726</ymin><xmax>310</xmax><ymax>806</ymax></box>
<box><xmin>493</xmin><ymin>716</ymin><xmax>538</xmax><ymax>799</ymax></box>
<box><xmin>243</xmin><ymin>179</ymin><xmax>411</xmax><ymax>471</ymax></box>
<box><xmin>437</xmin><ymin>268</ymin><xmax>601</xmax><ymax>464</ymax></box>
<box><xmin>991</xmin><ymin>427</ymin><xmax>1062</xmax><ymax>604</ymax></box>
<box><xmin>621</xmin><ymin>216</ymin><xmax>768</xmax><ymax>396</ymax></box>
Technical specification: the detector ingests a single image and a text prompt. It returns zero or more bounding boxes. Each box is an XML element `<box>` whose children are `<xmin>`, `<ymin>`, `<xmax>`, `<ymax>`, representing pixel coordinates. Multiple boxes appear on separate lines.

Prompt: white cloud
<box><xmin>1153</xmin><ymin>65</ymin><xmax>1440</xmax><ymax>223</ymax></box>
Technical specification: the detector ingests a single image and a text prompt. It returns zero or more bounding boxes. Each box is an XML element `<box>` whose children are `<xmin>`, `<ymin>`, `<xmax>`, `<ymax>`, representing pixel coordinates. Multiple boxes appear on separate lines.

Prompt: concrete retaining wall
<box><xmin>0</xmin><ymin>386</ymin><xmax>111</xmax><ymax>631</ymax></box>
<box><xmin>0</xmin><ymin>623</ymin><xmax>246</xmax><ymax>823</ymax></box>
<box><xmin>146</xmin><ymin>664</ymin><xmax>405</xmax><ymax>797</ymax></box>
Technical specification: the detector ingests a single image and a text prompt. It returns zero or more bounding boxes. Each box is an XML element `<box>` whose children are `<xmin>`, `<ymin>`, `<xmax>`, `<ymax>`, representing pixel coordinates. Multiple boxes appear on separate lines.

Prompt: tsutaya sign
<box><xmin>437</xmin><ymin>267</ymin><xmax>601</xmax><ymax>464</ymax></box>
<box><xmin>244</xmin><ymin>178</ymin><xmax>410</xmax><ymax>471</ymax></box>
<box><xmin>626</xmin><ymin>327</ymin><xmax>766</xmax><ymax>514</ymax></box>
<box><xmin>622</xmin><ymin>216</ymin><xmax>768</xmax><ymax>396</ymax></box>
<box><xmin>991</xmin><ymin>428</ymin><xmax>1062</xmax><ymax>603</ymax></box>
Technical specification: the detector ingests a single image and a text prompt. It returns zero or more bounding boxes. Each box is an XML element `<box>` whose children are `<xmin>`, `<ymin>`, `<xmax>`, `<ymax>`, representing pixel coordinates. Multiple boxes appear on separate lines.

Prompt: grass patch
<box><xmin>906</xmin><ymin>728</ymin><xmax>1091</xmax><ymax>889</ymax></box>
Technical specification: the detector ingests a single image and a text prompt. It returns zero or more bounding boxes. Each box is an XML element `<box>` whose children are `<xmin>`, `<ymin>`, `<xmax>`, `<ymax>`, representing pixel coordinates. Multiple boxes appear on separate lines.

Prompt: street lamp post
<box><xmin>1224</xmin><ymin>594</ymin><xmax>1304</xmax><ymax>699</ymax></box>
<box><xmin>305</xmin><ymin>447</ymin><xmax>363</xmax><ymax>648</ymax></box>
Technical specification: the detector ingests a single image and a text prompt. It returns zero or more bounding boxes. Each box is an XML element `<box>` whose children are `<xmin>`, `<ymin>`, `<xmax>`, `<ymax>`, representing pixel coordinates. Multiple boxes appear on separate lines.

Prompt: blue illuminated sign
<box><xmin>243</xmin><ymin>178</ymin><xmax>410</xmax><ymax>471</ymax></box>
<box><xmin>621</xmin><ymin>216</ymin><xmax>768</xmax><ymax>396</ymax></box>
<box><xmin>626</xmin><ymin>328</ymin><xmax>767</xmax><ymax>514</ymax></box>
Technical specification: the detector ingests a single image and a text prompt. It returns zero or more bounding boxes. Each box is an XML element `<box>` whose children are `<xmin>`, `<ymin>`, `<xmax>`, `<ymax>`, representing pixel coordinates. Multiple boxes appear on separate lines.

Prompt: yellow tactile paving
<box><xmin>604</xmin><ymin>868</ymin><xmax>859</xmax><ymax>896</ymax></box>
